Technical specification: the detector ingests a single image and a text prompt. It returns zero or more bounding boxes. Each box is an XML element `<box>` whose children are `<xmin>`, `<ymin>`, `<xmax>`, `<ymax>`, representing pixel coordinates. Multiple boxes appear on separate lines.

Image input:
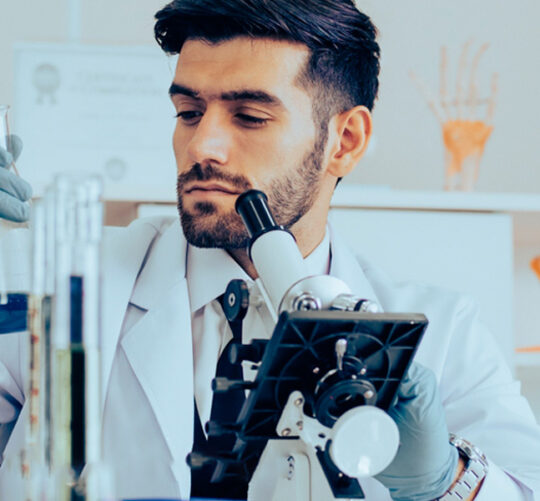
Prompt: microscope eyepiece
<box><xmin>235</xmin><ymin>190</ymin><xmax>280</xmax><ymax>240</ymax></box>
<box><xmin>235</xmin><ymin>189</ymin><xmax>303</xmax><ymax>313</ymax></box>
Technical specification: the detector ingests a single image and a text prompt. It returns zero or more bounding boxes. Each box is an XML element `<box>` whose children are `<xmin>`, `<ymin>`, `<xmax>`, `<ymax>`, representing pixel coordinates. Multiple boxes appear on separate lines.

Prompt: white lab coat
<box><xmin>0</xmin><ymin>216</ymin><xmax>539</xmax><ymax>500</ymax></box>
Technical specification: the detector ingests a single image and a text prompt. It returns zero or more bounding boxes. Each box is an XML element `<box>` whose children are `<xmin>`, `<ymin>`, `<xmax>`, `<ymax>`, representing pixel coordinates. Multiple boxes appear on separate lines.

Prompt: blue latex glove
<box><xmin>375</xmin><ymin>362</ymin><xmax>459</xmax><ymax>501</ymax></box>
<box><xmin>0</xmin><ymin>135</ymin><xmax>32</xmax><ymax>222</ymax></box>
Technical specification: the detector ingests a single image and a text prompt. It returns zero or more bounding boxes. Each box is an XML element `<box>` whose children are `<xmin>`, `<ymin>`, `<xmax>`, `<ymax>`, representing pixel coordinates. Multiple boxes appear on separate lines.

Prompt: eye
<box><xmin>236</xmin><ymin>113</ymin><xmax>269</xmax><ymax>127</ymax></box>
<box><xmin>175</xmin><ymin>110</ymin><xmax>203</xmax><ymax>125</ymax></box>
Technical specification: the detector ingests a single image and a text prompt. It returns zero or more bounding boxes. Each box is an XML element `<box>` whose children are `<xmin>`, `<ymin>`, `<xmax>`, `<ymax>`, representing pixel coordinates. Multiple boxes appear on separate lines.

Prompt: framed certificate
<box><xmin>13</xmin><ymin>43</ymin><xmax>178</xmax><ymax>201</ymax></box>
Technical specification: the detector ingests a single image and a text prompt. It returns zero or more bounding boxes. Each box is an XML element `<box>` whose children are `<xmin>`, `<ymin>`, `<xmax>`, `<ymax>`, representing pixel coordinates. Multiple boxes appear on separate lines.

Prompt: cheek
<box><xmin>272</xmin><ymin>117</ymin><xmax>318</xmax><ymax>170</ymax></box>
<box><xmin>288</xmin><ymin>119</ymin><xmax>316</xmax><ymax>147</ymax></box>
<box><xmin>172</xmin><ymin>124</ymin><xmax>181</xmax><ymax>155</ymax></box>
<box><xmin>264</xmin><ymin>137</ymin><xmax>316</xmax><ymax>182</ymax></box>
<box><xmin>239</xmin><ymin>123</ymin><xmax>314</xmax><ymax>179</ymax></box>
<box><xmin>172</xmin><ymin>124</ymin><xmax>190</xmax><ymax>170</ymax></box>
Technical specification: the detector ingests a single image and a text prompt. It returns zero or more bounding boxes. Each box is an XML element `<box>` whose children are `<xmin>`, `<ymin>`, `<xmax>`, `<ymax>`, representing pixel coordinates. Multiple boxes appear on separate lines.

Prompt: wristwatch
<box><xmin>438</xmin><ymin>434</ymin><xmax>489</xmax><ymax>501</ymax></box>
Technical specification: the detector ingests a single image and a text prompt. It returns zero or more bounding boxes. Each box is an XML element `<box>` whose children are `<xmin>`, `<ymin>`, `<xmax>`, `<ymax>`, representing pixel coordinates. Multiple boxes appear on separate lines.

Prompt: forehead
<box><xmin>174</xmin><ymin>37</ymin><xmax>311</xmax><ymax>103</ymax></box>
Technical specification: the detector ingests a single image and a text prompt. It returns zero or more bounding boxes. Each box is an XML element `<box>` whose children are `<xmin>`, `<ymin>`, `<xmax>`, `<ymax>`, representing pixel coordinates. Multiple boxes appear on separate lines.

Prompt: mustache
<box><xmin>177</xmin><ymin>163</ymin><xmax>252</xmax><ymax>192</ymax></box>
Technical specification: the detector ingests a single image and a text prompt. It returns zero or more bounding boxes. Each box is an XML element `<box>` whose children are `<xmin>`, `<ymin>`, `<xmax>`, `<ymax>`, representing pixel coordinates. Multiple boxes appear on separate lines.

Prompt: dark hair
<box><xmin>154</xmin><ymin>0</ymin><xmax>381</xmax><ymax>129</ymax></box>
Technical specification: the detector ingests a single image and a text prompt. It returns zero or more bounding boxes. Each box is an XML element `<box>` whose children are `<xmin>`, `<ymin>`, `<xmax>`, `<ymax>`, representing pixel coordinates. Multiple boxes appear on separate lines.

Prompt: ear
<box><xmin>325</xmin><ymin>106</ymin><xmax>372</xmax><ymax>178</ymax></box>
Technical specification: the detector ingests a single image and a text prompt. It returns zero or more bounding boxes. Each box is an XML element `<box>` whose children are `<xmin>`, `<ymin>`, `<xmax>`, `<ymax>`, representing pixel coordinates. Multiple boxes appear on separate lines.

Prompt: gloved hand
<box><xmin>375</xmin><ymin>362</ymin><xmax>459</xmax><ymax>501</ymax></box>
<box><xmin>0</xmin><ymin>135</ymin><xmax>32</xmax><ymax>222</ymax></box>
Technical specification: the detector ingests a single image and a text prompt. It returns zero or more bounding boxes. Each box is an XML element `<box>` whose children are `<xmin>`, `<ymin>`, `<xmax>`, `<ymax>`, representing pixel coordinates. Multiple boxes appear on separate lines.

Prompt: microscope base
<box><xmin>248</xmin><ymin>438</ymin><xmax>364</xmax><ymax>501</ymax></box>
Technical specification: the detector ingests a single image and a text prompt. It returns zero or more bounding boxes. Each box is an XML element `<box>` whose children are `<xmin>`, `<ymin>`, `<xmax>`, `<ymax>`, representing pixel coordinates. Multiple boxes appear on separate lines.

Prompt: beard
<box><xmin>176</xmin><ymin>139</ymin><xmax>325</xmax><ymax>249</ymax></box>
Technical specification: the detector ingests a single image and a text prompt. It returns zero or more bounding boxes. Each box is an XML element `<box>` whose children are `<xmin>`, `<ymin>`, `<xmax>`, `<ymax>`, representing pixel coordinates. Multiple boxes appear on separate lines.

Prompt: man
<box><xmin>1</xmin><ymin>0</ymin><xmax>540</xmax><ymax>500</ymax></box>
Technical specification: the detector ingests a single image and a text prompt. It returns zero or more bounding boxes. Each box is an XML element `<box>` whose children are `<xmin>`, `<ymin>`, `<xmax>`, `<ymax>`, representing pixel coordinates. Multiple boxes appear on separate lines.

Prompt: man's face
<box><xmin>171</xmin><ymin>37</ymin><xmax>326</xmax><ymax>248</ymax></box>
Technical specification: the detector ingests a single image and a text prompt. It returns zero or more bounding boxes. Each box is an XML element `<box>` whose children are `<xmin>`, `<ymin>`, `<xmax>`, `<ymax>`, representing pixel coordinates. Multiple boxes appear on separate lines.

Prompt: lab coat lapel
<box><xmin>100</xmin><ymin>220</ymin><xmax>166</xmax><ymax>411</ymax></box>
<box><xmin>119</xmin><ymin>220</ymin><xmax>194</xmax><ymax>494</ymax></box>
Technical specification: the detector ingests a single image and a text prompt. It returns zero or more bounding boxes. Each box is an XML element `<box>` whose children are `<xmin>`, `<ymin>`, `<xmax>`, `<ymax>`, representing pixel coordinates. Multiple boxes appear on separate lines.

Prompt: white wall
<box><xmin>1</xmin><ymin>0</ymin><xmax>540</xmax><ymax>195</ymax></box>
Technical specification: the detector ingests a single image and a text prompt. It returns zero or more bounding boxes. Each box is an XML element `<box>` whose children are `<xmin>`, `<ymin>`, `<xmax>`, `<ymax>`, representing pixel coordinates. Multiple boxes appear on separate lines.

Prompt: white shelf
<box><xmin>331</xmin><ymin>186</ymin><xmax>540</xmax><ymax>214</ymax></box>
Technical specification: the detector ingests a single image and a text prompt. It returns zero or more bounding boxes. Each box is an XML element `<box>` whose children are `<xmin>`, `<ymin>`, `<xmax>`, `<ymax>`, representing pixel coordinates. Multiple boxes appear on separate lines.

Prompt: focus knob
<box><xmin>223</xmin><ymin>279</ymin><xmax>250</xmax><ymax>322</ymax></box>
<box><xmin>212</xmin><ymin>377</ymin><xmax>256</xmax><ymax>393</ymax></box>
<box><xmin>330</xmin><ymin>406</ymin><xmax>399</xmax><ymax>478</ymax></box>
<box><xmin>228</xmin><ymin>339</ymin><xmax>268</xmax><ymax>364</ymax></box>
<box><xmin>186</xmin><ymin>452</ymin><xmax>216</xmax><ymax>469</ymax></box>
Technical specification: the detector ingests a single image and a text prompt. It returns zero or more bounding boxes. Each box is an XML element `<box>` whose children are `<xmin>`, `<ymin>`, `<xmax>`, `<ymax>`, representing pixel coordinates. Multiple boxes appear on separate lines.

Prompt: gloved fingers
<box><xmin>0</xmin><ymin>166</ymin><xmax>33</xmax><ymax>202</ymax></box>
<box><xmin>388</xmin><ymin>362</ymin><xmax>443</xmax><ymax>427</ymax></box>
<box><xmin>0</xmin><ymin>191</ymin><xmax>30</xmax><ymax>223</ymax></box>
<box><xmin>0</xmin><ymin>135</ymin><xmax>23</xmax><ymax>167</ymax></box>
<box><xmin>8</xmin><ymin>135</ymin><xmax>23</xmax><ymax>162</ymax></box>
<box><xmin>376</xmin><ymin>361</ymin><xmax>459</xmax><ymax>500</ymax></box>
<box><xmin>396</xmin><ymin>361</ymin><xmax>437</xmax><ymax>401</ymax></box>
<box><xmin>0</xmin><ymin>147</ymin><xmax>13</xmax><ymax>168</ymax></box>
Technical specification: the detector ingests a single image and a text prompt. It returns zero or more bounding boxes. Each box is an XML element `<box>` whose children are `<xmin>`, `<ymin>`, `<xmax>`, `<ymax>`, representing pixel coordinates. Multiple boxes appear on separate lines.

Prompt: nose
<box><xmin>185</xmin><ymin>107</ymin><xmax>231</xmax><ymax>166</ymax></box>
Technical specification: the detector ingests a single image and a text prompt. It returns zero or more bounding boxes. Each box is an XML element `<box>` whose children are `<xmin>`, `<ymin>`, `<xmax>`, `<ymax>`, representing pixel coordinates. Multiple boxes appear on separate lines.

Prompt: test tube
<box><xmin>24</xmin><ymin>203</ymin><xmax>45</xmax><ymax>472</ymax></box>
<box><xmin>21</xmin><ymin>200</ymin><xmax>50</xmax><ymax>500</ymax></box>
<box><xmin>49</xmin><ymin>174</ymin><xmax>105</xmax><ymax>501</ymax></box>
<box><xmin>17</xmin><ymin>192</ymin><xmax>59</xmax><ymax>500</ymax></box>
<box><xmin>49</xmin><ymin>178</ymin><xmax>74</xmax><ymax>501</ymax></box>
<box><xmin>74</xmin><ymin>176</ymin><xmax>104</xmax><ymax>500</ymax></box>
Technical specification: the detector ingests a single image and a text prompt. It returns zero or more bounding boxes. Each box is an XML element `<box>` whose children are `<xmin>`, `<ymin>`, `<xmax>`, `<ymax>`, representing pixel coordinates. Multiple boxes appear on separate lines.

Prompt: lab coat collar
<box><xmin>186</xmin><ymin>246</ymin><xmax>252</xmax><ymax>314</ymax></box>
<box><xmin>186</xmin><ymin>229</ymin><xmax>331</xmax><ymax>313</ymax></box>
<box><xmin>128</xmin><ymin>219</ymin><xmax>187</xmax><ymax>311</ymax></box>
<box><xmin>119</xmin><ymin>221</ymin><xmax>376</xmax><ymax>316</ymax></box>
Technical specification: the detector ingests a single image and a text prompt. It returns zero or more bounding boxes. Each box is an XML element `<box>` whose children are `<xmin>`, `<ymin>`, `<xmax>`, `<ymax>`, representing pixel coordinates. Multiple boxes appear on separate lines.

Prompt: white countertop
<box><xmin>331</xmin><ymin>185</ymin><xmax>540</xmax><ymax>213</ymax></box>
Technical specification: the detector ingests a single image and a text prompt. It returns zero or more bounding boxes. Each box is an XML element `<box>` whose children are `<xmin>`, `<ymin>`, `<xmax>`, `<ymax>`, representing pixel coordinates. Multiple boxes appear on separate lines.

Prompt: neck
<box><xmin>227</xmin><ymin>247</ymin><xmax>257</xmax><ymax>279</ymax></box>
<box><xmin>227</xmin><ymin>220</ymin><xmax>327</xmax><ymax>280</ymax></box>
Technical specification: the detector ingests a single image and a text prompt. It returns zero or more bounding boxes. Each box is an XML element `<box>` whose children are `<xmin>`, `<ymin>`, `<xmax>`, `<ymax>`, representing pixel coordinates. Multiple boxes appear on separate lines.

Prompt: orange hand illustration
<box><xmin>531</xmin><ymin>256</ymin><xmax>540</xmax><ymax>281</ymax></box>
<box><xmin>411</xmin><ymin>41</ymin><xmax>498</xmax><ymax>190</ymax></box>
<box><xmin>443</xmin><ymin>120</ymin><xmax>493</xmax><ymax>176</ymax></box>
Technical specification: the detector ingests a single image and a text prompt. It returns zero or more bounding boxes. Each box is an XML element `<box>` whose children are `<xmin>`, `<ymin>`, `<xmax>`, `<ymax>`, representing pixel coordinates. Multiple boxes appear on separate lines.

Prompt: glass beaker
<box><xmin>0</xmin><ymin>105</ymin><xmax>20</xmax><ymax>176</ymax></box>
<box><xmin>0</xmin><ymin>104</ymin><xmax>31</xmax><ymax>303</ymax></box>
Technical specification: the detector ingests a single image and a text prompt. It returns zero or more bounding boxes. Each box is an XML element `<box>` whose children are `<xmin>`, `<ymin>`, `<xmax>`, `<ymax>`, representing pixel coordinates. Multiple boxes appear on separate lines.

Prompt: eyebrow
<box><xmin>168</xmin><ymin>83</ymin><xmax>285</xmax><ymax>108</ymax></box>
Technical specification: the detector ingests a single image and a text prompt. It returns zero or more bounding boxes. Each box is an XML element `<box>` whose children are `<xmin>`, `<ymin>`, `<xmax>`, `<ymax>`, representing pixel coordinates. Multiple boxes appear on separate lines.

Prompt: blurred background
<box><xmin>2</xmin><ymin>0</ymin><xmax>540</xmax><ymax>193</ymax></box>
<box><xmin>1</xmin><ymin>0</ymin><xmax>539</xmax><ymax>416</ymax></box>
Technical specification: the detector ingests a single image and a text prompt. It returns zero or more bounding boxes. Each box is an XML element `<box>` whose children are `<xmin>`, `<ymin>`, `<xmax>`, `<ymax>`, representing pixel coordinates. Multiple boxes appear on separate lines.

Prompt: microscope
<box><xmin>188</xmin><ymin>190</ymin><xmax>428</xmax><ymax>500</ymax></box>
